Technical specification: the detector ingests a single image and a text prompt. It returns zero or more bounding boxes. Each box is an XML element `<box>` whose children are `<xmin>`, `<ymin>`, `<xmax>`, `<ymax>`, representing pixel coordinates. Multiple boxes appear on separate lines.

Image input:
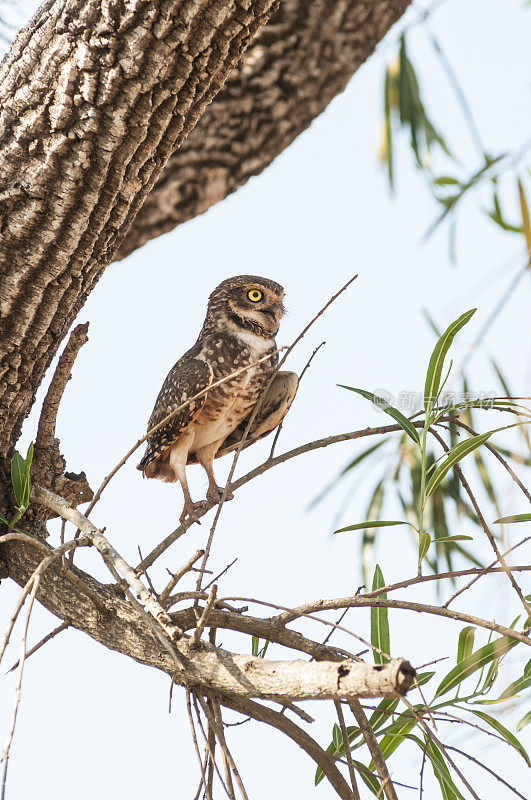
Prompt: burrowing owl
<box><xmin>138</xmin><ymin>276</ymin><xmax>298</xmax><ymax>523</ymax></box>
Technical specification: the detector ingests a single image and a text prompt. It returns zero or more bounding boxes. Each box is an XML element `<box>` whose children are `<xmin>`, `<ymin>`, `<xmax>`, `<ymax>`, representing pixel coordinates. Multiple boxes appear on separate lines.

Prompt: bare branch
<box><xmin>335</xmin><ymin>700</ymin><xmax>361</xmax><ymax>800</ymax></box>
<box><xmin>190</xmin><ymin>585</ymin><xmax>218</xmax><ymax>649</ymax></box>
<box><xmin>348</xmin><ymin>699</ymin><xmax>397</xmax><ymax>800</ymax></box>
<box><xmin>159</xmin><ymin>549</ymin><xmax>205</xmax><ymax>608</ymax></box>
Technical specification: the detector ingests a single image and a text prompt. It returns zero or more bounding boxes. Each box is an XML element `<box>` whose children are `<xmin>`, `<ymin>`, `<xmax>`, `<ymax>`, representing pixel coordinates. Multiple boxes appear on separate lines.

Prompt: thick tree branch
<box><xmin>32</xmin><ymin>322</ymin><xmax>93</xmax><ymax>510</ymax></box>
<box><xmin>13</xmin><ymin>484</ymin><xmax>417</xmax><ymax>703</ymax></box>
<box><xmin>116</xmin><ymin>0</ymin><xmax>411</xmax><ymax>258</ymax></box>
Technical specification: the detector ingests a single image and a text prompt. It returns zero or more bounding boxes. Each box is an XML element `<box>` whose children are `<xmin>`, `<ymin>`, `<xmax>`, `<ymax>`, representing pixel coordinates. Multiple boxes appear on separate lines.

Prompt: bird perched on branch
<box><xmin>138</xmin><ymin>276</ymin><xmax>298</xmax><ymax>523</ymax></box>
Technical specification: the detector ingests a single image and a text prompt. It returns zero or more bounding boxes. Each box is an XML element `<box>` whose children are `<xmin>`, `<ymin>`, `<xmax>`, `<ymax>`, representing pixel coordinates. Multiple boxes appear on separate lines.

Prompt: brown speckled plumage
<box><xmin>138</xmin><ymin>276</ymin><xmax>297</xmax><ymax>522</ymax></box>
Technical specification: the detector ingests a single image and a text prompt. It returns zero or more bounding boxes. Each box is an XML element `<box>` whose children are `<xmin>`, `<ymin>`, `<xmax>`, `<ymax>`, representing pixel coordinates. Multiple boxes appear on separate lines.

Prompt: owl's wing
<box><xmin>137</xmin><ymin>357</ymin><xmax>213</xmax><ymax>475</ymax></box>
<box><xmin>189</xmin><ymin>371</ymin><xmax>298</xmax><ymax>462</ymax></box>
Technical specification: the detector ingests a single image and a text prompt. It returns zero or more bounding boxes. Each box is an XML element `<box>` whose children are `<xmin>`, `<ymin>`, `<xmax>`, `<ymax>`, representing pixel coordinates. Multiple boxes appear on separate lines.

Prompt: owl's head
<box><xmin>205</xmin><ymin>275</ymin><xmax>285</xmax><ymax>339</ymax></box>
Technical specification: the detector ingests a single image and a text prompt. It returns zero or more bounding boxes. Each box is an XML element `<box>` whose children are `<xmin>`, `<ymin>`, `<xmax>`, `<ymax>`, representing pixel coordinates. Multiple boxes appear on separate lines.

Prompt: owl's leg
<box><xmin>169</xmin><ymin>435</ymin><xmax>204</xmax><ymax>524</ymax></box>
<box><xmin>195</xmin><ymin>441</ymin><xmax>234</xmax><ymax>505</ymax></box>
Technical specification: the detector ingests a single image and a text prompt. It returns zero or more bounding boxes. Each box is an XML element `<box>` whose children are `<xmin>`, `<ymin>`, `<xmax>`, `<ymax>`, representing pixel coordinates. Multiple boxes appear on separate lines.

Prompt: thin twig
<box><xmin>268</xmin><ymin>339</ymin><xmax>326</xmax><ymax>459</ymax></box>
<box><xmin>186</xmin><ymin>690</ymin><xmax>211</xmax><ymax>800</ymax></box>
<box><xmin>334</xmin><ymin>700</ymin><xmax>360</xmax><ymax>800</ymax></box>
<box><xmin>1</xmin><ymin>574</ymin><xmax>40</xmax><ymax>800</ymax></box>
<box><xmin>348</xmin><ymin>699</ymin><xmax>397</xmax><ymax>800</ymax></box>
<box><xmin>203</xmin><ymin>558</ymin><xmax>238</xmax><ymax>592</ymax></box>
<box><xmin>190</xmin><ymin>585</ymin><xmax>218</xmax><ymax>649</ymax></box>
<box><xmin>7</xmin><ymin>621</ymin><xmax>69</xmax><ymax>674</ymax></box>
<box><xmin>192</xmin><ymin>694</ymin><xmax>232</xmax><ymax>800</ymax></box>
<box><xmin>443</xmin><ymin>537</ymin><xmax>531</xmax><ymax>608</ymax></box>
<box><xmin>159</xmin><ymin>549</ymin><xmax>205</xmax><ymax>607</ymax></box>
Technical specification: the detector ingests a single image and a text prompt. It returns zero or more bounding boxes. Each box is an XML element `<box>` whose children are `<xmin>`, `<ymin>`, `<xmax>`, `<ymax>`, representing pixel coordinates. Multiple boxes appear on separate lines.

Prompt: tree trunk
<box><xmin>116</xmin><ymin>0</ymin><xmax>411</xmax><ymax>259</ymax></box>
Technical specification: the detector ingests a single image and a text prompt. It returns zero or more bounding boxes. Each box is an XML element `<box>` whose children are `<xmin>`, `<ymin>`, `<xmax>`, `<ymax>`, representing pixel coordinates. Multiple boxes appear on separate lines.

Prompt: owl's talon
<box><xmin>206</xmin><ymin>485</ymin><xmax>234</xmax><ymax>505</ymax></box>
<box><xmin>180</xmin><ymin>500</ymin><xmax>205</xmax><ymax>525</ymax></box>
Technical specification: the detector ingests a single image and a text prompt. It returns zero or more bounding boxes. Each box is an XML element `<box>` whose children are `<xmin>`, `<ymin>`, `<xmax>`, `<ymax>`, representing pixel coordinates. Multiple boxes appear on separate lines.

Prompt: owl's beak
<box><xmin>261</xmin><ymin>308</ymin><xmax>278</xmax><ymax>324</ymax></box>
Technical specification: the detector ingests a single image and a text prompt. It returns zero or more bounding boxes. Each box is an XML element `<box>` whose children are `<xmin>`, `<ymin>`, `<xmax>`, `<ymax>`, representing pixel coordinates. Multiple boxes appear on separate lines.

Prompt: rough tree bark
<box><xmin>116</xmin><ymin>0</ymin><xmax>411</xmax><ymax>259</ymax></box>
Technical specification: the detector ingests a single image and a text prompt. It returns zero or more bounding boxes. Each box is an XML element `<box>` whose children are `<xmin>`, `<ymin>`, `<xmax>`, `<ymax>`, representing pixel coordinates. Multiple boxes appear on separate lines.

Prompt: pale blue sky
<box><xmin>2</xmin><ymin>1</ymin><xmax>530</xmax><ymax>798</ymax></box>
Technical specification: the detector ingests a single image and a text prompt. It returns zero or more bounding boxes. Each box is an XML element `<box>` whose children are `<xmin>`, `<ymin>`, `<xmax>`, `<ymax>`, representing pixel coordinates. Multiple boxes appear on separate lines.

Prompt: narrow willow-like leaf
<box><xmin>0</xmin><ymin>512</ymin><xmax>8</xmax><ymax>525</ymax></box>
<box><xmin>518</xmin><ymin>178</ymin><xmax>531</xmax><ymax>256</ymax></box>
<box><xmin>466</xmin><ymin>708</ymin><xmax>530</xmax><ymax>765</ymax></box>
<box><xmin>10</xmin><ymin>452</ymin><xmax>26</xmax><ymax>507</ymax></box>
<box><xmin>338</xmin><ymin>386</ymin><xmax>420</xmax><ymax>444</ymax></box>
<box><xmin>21</xmin><ymin>441</ymin><xmax>34</xmax><ymax>508</ymax></box>
<box><xmin>418</xmin><ymin>531</ymin><xmax>431</xmax><ymax>563</ymax></box>
<box><xmin>371</xmin><ymin>565</ymin><xmax>390</xmax><ymax>665</ymax></box>
<box><xmin>424</xmin><ymin>309</ymin><xmax>476</xmax><ymax>412</ymax></box>
<box><xmin>352</xmin><ymin>760</ymin><xmax>381</xmax><ymax>796</ymax></box>
<box><xmin>494</xmin><ymin>514</ymin><xmax>531</xmax><ymax>524</ymax></box>
<box><xmin>434</xmin><ymin>535</ymin><xmax>473</xmax><ymax>543</ymax></box>
<box><xmin>415</xmin><ymin>671</ymin><xmax>436</xmax><ymax>687</ymax></box>
<box><xmin>497</xmin><ymin>673</ymin><xmax>531</xmax><ymax>702</ymax></box>
<box><xmin>426</xmin><ymin>431</ymin><xmax>494</xmax><ymax>499</ymax></box>
<box><xmin>517</xmin><ymin>711</ymin><xmax>531</xmax><ymax>732</ymax></box>
<box><xmin>369</xmin><ymin>716</ymin><xmax>416</xmax><ymax>764</ymax></box>
<box><xmin>423</xmin><ymin>737</ymin><xmax>465</xmax><ymax>800</ymax></box>
<box><xmin>457</xmin><ymin>627</ymin><xmax>475</xmax><ymax>664</ymax></box>
<box><xmin>435</xmin><ymin>635</ymin><xmax>519</xmax><ymax>698</ymax></box>
<box><xmin>315</xmin><ymin>724</ymin><xmax>361</xmax><ymax>785</ymax></box>
<box><xmin>368</xmin><ymin>697</ymin><xmax>400</xmax><ymax>732</ymax></box>
<box><xmin>335</xmin><ymin>520</ymin><xmax>406</xmax><ymax>534</ymax></box>
<box><xmin>251</xmin><ymin>636</ymin><xmax>259</xmax><ymax>656</ymax></box>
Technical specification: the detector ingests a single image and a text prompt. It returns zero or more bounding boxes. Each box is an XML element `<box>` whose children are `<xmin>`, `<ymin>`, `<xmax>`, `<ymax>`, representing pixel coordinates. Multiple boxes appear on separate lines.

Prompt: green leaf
<box><xmin>22</xmin><ymin>441</ymin><xmax>33</xmax><ymax>508</ymax></box>
<box><xmin>418</xmin><ymin>531</ymin><xmax>431</xmax><ymax>562</ymax></box>
<box><xmin>466</xmin><ymin>708</ymin><xmax>530</xmax><ymax>766</ymax></box>
<box><xmin>433</xmin><ymin>176</ymin><xmax>460</xmax><ymax>186</ymax></box>
<box><xmin>352</xmin><ymin>761</ymin><xmax>382</xmax><ymax>796</ymax></box>
<box><xmin>415</xmin><ymin>671</ymin><xmax>436</xmax><ymax>687</ymax></box>
<box><xmin>424</xmin><ymin>309</ymin><xmax>476</xmax><ymax>412</ymax></box>
<box><xmin>10</xmin><ymin>452</ymin><xmax>26</xmax><ymax>507</ymax></box>
<box><xmin>425</xmin><ymin>431</ymin><xmax>495</xmax><ymax>499</ymax></box>
<box><xmin>517</xmin><ymin>711</ymin><xmax>531</xmax><ymax>732</ymax></box>
<box><xmin>251</xmin><ymin>636</ymin><xmax>259</xmax><ymax>656</ymax></box>
<box><xmin>435</xmin><ymin>635</ymin><xmax>519</xmax><ymax>698</ymax></box>
<box><xmin>457</xmin><ymin>627</ymin><xmax>475</xmax><ymax>664</ymax></box>
<box><xmin>423</xmin><ymin>737</ymin><xmax>465</xmax><ymax>800</ymax></box>
<box><xmin>0</xmin><ymin>512</ymin><xmax>9</xmax><ymax>526</ymax></box>
<box><xmin>494</xmin><ymin>514</ymin><xmax>531</xmax><ymax>524</ymax></box>
<box><xmin>371</xmin><ymin>565</ymin><xmax>390</xmax><ymax>665</ymax></box>
<box><xmin>434</xmin><ymin>535</ymin><xmax>473</xmax><ymax>543</ymax></box>
<box><xmin>338</xmin><ymin>386</ymin><xmax>420</xmax><ymax>444</ymax></box>
<box><xmin>368</xmin><ymin>697</ymin><xmax>400</xmax><ymax>732</ymax></box>
<box><xmin>518</xmin><ymin>178</ymin><xmax>531</xmax><ymax>256</ymax></box>
<box><xmin>497</xmin><ymin>669</ymin><xmax>531</xmax><ymax>702</ymax></box>
<box><xmin>369</xmin><ymin>714</ymin><xmax>416</xmax><ymax>764</ymax></box>
<box><xmin>335</xmin><ymin>520</ymin><xmax>406</xmax><ymax>534</ymax></box>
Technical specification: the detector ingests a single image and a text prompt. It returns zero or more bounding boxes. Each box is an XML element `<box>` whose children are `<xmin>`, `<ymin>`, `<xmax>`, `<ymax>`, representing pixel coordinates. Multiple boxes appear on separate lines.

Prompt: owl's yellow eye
<box><xmin>247</xmin><ymin>289</ymin><xmax>263</xmax><ymax>302</ymax></box>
